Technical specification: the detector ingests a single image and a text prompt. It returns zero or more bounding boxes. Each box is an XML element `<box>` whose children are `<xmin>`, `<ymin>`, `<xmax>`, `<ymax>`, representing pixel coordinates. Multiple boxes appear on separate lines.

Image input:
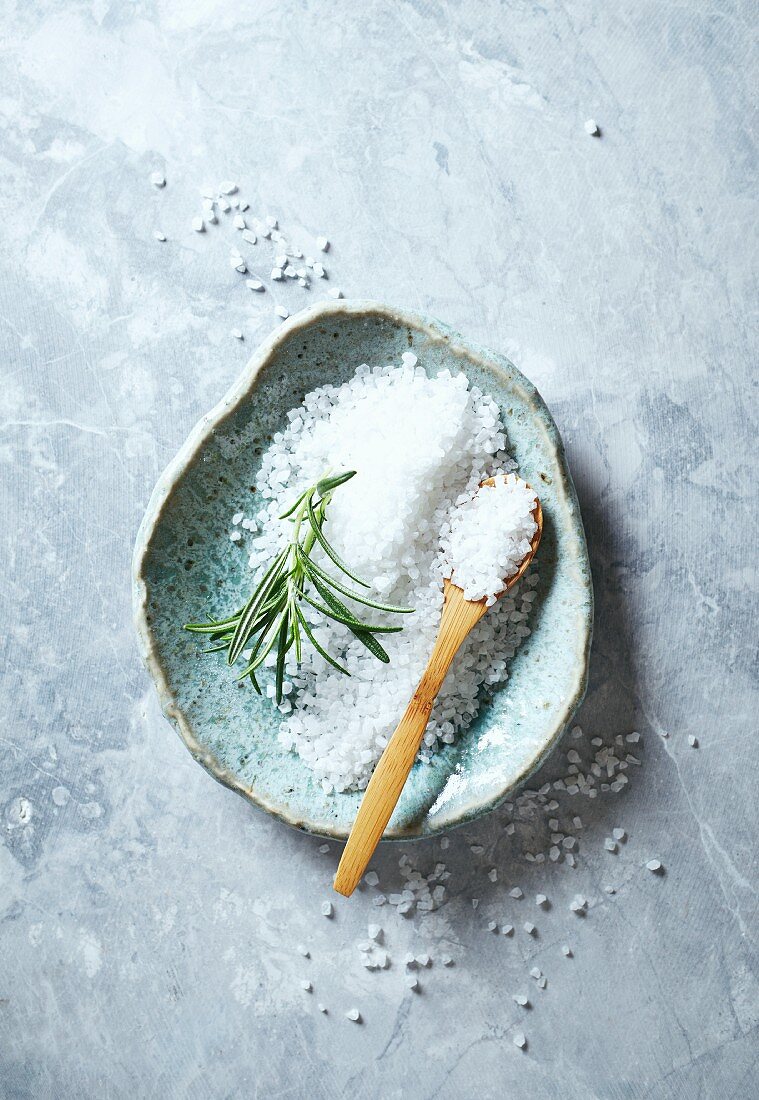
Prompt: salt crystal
<box><xmin>529</xmin><ymin>967</ymin><xmax>541</xmax><ymax>980</ymax></box>
<box><xmin>368</xmin><ymin>924</ymin><xmax>382</xmax><ymax>941</ymax></box>
<box><xmin>401</xmin><ymin>352</ymin><xmax>418</xmax><ymax>367</ymax></box>
<box><xmin>316</xmin><ymin>236</ymin><xmax>329</xmax><ymax>251</ymax></box>
<box><xmin>584</xmin><ymin>119</ymin><xmax>599</xmax><ymax>135</ymax></box>
<box><xmin>562</xmin><ymin>945</ymin><xmax>572</xmax><ymax>957</ymax></box>
<box><xmin>275</xmin><ymin>306</ymin><xmax>290</xmax><ymax>319</ymax></box>
<box><xmin>646</xmin><ymin>859</ymin><xmax>663</xmax><ymax>873</ymax></box>
<box><xmin>406</xmin><ymin>975</ymin><xmax>419</xmax><ymax>990</ymax></box>
<box><xmin>271</xmin><ymin>268</ymin><xmax>283</xmax><ymax>280</ymax></box>
<box><xmin>321</xmin><ymin>901</ymin><xmax>333</xmax><ymax>917</ymax></box>
<box><xmin>487</xmin><ymin>920</ymin><xmax>497</xmax><ymax>932</ymax></box>
<box><xmin>230</xmin><ymin>330</ymin><xmax>243</xmax><ymax>342</ymax></box>
<box><xmin>537</xmin><ymin>976</ymin><xmax>547</xmax><ymax>989</ymax></box>
<box><xmin>246</xmin><ymin>279</ymin><xmax>264</xmax><ymax>292</ymax></box>
<box><xmin>688</xmin><ymin>735</ymin><xmax>698</xmax><ymax>747</ymax></box>
<box><xmin>328</xmin><ymin>287</ymin><xmax>343</xmax><ymax>299</ymax></box>
<box><xmin>318</xmin><ymin>1003</ymin><xmax>327</xmax><ymax>1013</ymax></box>
<box><xmin>345</xmin><ymin>1008</ymin><xmax>361</xmax><ymax>1022</ymax></box>
<box><xmin>523</xmin><ymin>922</ymin><xmax>536</xmax><ymax>936</ymax></box>
<box><xmin>440</xmin><ymin>837</ymin><xmax>449</xmax><ymax>850</ymax></box>
<box><xmin>488</xmin><ymin>868</ymin><xmax>498</xmax><ymax>882</ymax></box>
<box><xmin>300</xmin><ymin>979</ymin><xmax>312</xmax><ymax>991</ymax></box>
<box><xmin>612</xmin><ymin>828</ymin><xmax>626</xmax><ymax>842</ymax></box>
<box><xmin>150</xmin><ymin>171</ymin><xmax>165</xmax><ymax>187</ymax></box>
<box><xmin>509</xmin><ymin>887</ymin><xmax>523</xmax><ymax>899</ymax></box>
<box><xmin>604</xmin><ymin>838</ymin><xmax>617</xmax><ymax>853</ymax></box>
<box><xmin>318</xmin><ymin>843</ymin><xmax>329</xmax><ymax>854</ymax></box>
<box><xmin>535</xmin><ymin>894</ymin><xmax>548</xmax><ymax>908</ymax></box>
<box><xmin>153</xmin><ymin>230</ymin><xmax>166</xmax><ymax>241</ymax></box>
<box><xmin>192</xmin><ymin>217</ymin><xmax>204</xmax><ymax>232</ymax></box>
<box><xmin>297</xmin><ymin>944</ymin><xmax>309</xmax><ymax>957</ymax></box>
<box><xmin>242</xmin><ymin>229</ymin><xmax>257</xmax><ymax>245</ymax></box>
<box><xmin>233</xmin><ymin>214</ymin><xmax>246</xmax><ymax>230</ymax></box>
<box><xmin>570</xmin><ymin>895</ymin><xmax>587</xmax><ymax>913</ymax></box>
<box><xmin>364</xmin><ymin>871</ymin><xmax>379</xmax><ymax>886</ymax></box>
<box><xmin>219</xmin><ymin>181</ymin><xmax>238</xmax><ymax>194</ymax></box>
<box><xmin>501</xmin><ymin>924</ymin><xmax>514</xmax><ymax>936</ymax></box>
<box><xmin>513</xmin><ymin>994</ymin><xmax>529</xmax><ymax>1006</ymax></box>
<box><xmin>441</xmin><ymin>955</ymin><xmax>453</xmax><ymax>966</ymax></box>
<box><xmin>513</xmin><ymin>1032</ymin><xmax>527</xmax><ymax>1049</ymax></box>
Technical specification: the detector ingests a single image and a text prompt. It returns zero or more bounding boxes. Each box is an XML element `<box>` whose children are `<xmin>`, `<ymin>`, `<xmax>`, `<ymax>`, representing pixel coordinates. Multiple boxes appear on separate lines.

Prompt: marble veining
<box><xmin>1</xmin><ymin>2</ymin><xmax>756</xmax><ymax>1098</ymax></box>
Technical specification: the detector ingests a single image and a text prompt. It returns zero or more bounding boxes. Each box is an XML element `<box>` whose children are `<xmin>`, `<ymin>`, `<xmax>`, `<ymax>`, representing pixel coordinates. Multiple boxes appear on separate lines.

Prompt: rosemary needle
<box><xmin>184</xmin><ymin>471</ymin><xmax>414</xmax><ymax>703</ymax></box>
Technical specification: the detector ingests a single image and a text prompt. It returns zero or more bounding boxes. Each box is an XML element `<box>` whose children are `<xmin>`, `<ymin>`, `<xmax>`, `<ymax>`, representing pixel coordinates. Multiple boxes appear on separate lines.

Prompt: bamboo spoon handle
<box><xmin>333</xmin><ymin>586</ymin><xmax>486</xmax><ymax>897</ymax></box>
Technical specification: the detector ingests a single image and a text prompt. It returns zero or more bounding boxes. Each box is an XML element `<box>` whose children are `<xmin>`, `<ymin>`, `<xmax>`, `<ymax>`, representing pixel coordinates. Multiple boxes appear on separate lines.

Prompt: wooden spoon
<box><xmin>333</xmin><ymin>480</ymin><xmax>543</xmax><ymax>897</ymax></box>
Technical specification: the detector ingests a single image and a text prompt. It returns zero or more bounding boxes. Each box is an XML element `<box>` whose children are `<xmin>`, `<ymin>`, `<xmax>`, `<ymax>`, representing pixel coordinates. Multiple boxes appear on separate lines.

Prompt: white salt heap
<box><xmin>242</xmin><ymin>355</ymin><xmax>538</xmax><ymax>792</ymax></box>
<box><xmin>447</xmin><ymin>474</ymin><xmax>537</xmax><ymax>604</ymax></box>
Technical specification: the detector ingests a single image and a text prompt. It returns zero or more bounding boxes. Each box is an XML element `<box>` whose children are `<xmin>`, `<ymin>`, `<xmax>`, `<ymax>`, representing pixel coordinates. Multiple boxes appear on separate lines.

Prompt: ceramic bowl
<box><xmin>133</xmin><ymin>301</ymin><xmax>593</xmax><ymax>838</ymax></box>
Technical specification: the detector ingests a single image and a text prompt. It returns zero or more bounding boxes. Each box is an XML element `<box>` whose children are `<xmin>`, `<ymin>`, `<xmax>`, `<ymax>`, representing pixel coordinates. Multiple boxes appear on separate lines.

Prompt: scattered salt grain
<box><xmin>513</xmin><ymin>994</ymin><xmax>529</xmax><ymax>1006</ymax></box>
<box><xmin>150</xmin><ymin>171</ymin><xmax>165</xmax><ymax>187</ymax></box>
<box><xmin>316</xmin><ymin>236</ymin><xmax>329</xmax><ymax>251</ymax></box>
<box><xmin>153</xmin><ymin>230</ymin><xmax>166</xmax><ymax>241</ymax></box>
<box><xmin>441</xmin><ymin>955</ymin><xmax>453</xmax><ymax>966</ymax></box>
<box><xmin>328</xmin><ymin>287</ymin><xmax>343</xmax><ymax>298</ymax></box>
<box><xmin>604</xmin><ymin>838</ymin><xmax>617</xmax><ymax>853</ymax></box>
<box><xmin>321</xmin><ymin>901</ymin><xmax>333</xmax><ymax>918</ymax></box>
<box><xmin>562</xmin><ymin>945</ymin><xmax>572</xmax><ymax>957</ymax></box>
<box><xmin>242</xmin><ymin>229</ymin><xmax>257</xmax><ymax>245</ymax></box>
<box><xmin>364</xmin><ymin>871</ymin><xmax>379</xmax><ymax>886</ymax></box>
<box><xmin>487</xmin><ymin>920</ymin><xmax>497</xmax><ymax>932</ymax></box>
<box><xmin>613</xmin><ymin>828</ymin><xmax>626</xmax><ymax>842</ymax></box>
<box><xmin>192</xmin><ymin>217</ymin><xmax>204</xmax><ymax>232</ymax></box>
<box><xmin>217</xmin><ymin>197</ymin><xmax>230</xmax><ymax>212</ymax></box>
<box><xmin>318</xmin><ymin>1003</ymin><xmax>327</xmax><ymax>1013</ymax></box>
<box><xmin>246</xmin><ymin>278</ymin><xmax>264</xmax><ymax>292</ymax></box>
<box><xmin>523</xmin><ymin>922</ymin><xmax>536</xmax><ymax>936</ymax></box>
<box><xmin>233</xmin><ymin>214</ymin><xmax>246</xmax><ymax>230</ymax></box>
<box><xmin>584</xmin><ymin>119</ymin><xmax>599</xmax><ymax>135</ymax></box>
<box><xmin>219</xmin><ymin>181</ymin><xmax>237</xmax><ymax>194</ymax></box>
<box><xmin>509</xmin><ymin>887</ymin><xmax>523</xmax><ymax>899</ymax></box>
<box><xmin>488</xmin><ymin>868</ymin><xmax>498</xmax><ymax>882</ymax></box>
<box><xmin>231</xmin><ymin>330</ymin><xmax>243</xmax><ymax>341</ymax></box>
<box><xmin>501</xmin><ymin>924</ymin><xmax>514</xmax><ymax>936</ymax></box>
<box><xmin>275</xmin><ymin>306</ymin><xmax>290</xmax><ymax>319</ymax></box>
<box><xmin>401</xmin><ymin>352</ymin><xmax>418</xmax><ymax>368</ymax></box>
<box><xmin>440</xmin><ymin>837</ymin><xmax>449</xmax><ymax>849</ymax></box>
<box><xmin>646</xmin><ymin>859</ymin><xmax>663</xmax><ymax>873</ymax></box>
<box><xmin>537</xmin><ymin>976</ymin><xmax>547</xmax><ymax>989</ymax></box>
<box><xmin>535</xmin><ymin>894</ymin><xmax>548</xmax><ymax>908</ymax></box>
<box><xmin>688</xmin><ymin>735</ymin><xmax>699</xmax><ymax>748</ymax></box>
<box><xmin>297</xmin><ymin>944</ymin><xmax>309</xmax><ymax>957</ymax></box>
<box><xmin>271</xmin><ymin>267</ymin><xmax>283</xmax><ymax>280</ymax></box>
<box><xmin>318</xmin><ymin>843</ymin><xmax>329</xmax><ymax>854</ymax></box>
<box><xmin>300</xmin><ymin>979</ymin><xmax>312</xmax><ymax>992</ymax></box>
<box><xmin>345</xmin><ymin>1008</ymin><xmax>361</xmax><ymax>1022</ymax></box>
<box><xmin>368</xmin><ymin>924</ymin><xmax>382</xmax><ymax>941</ymax></box>
<box><xmin>529</xmin><ymin>967</ymin><xmax>542</xmax><ymax>980</ymax></box>
<box><xmin>513</xmin><ymin>1032</ymin><xmax>527</xmax><ymax>1049</ymax></box>
<box><xmin>570</xmin><ymin>895</ymin><xmax>587</xmax><ymax>913</ymax></box>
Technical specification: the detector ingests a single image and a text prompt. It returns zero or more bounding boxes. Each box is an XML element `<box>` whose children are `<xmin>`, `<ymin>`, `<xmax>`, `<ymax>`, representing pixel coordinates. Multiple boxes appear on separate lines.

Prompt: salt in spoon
<box><xmin>333</xmin><ymin>479</ymin><xmax>543</xmax><ymax>897</ymax></box>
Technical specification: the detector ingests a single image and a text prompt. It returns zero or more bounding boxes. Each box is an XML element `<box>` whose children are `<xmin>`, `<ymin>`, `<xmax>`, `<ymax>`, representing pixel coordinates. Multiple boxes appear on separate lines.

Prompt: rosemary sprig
<box><xmin>184</xmin><ymin>471</ymin><xmax>414</xmax><ymax>703</ymax></box>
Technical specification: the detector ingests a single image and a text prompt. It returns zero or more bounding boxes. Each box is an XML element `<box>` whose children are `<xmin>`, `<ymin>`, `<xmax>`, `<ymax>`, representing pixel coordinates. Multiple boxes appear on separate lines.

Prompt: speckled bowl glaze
<box><xmin>133</xmin><ymin>301</ymin><xmax>593</xmax><ymax>838</ymax></box>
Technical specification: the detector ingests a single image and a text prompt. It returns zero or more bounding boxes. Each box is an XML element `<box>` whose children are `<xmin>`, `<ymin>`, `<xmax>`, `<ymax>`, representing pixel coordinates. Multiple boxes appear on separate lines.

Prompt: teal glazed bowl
<box><xmin>133</xmin><ymin>301</ymin><xmax>593</xmax><ymax>838</ymax></box>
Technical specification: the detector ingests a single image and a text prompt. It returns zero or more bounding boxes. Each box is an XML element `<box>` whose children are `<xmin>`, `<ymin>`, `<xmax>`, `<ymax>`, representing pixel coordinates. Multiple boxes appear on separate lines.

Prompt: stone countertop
<box><xmin>1</xmin><ymin>3</ymin><xmax>756</xmax><ymax>1098</ymax></box>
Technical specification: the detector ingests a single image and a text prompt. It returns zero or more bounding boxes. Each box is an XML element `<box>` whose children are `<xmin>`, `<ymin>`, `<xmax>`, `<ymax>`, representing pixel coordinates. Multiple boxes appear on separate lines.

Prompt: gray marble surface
<box><xmin>1</xmin><ymin>2</ymin><xmax>757</xmax><ymax>1097</ymax></box>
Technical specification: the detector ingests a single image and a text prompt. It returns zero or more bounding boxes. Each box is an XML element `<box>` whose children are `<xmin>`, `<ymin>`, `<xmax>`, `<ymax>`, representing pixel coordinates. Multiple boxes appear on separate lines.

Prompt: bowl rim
<box><xmin>132</xmin><ymin>300</ymin><xmax>593</xmax><ymax>838</ymax></box>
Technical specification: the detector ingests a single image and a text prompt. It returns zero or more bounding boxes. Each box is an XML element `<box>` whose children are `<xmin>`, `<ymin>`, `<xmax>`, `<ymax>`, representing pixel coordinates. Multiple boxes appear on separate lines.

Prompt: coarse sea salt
<box><xmin>447</xmin><ymin>474</ymin><xmax>537</xmax><ymax>604</ymax></box>
<box><xmin>244</xmin><ymin>358</ymin><xmax>539</xmax><ymax>792</ymax></box>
